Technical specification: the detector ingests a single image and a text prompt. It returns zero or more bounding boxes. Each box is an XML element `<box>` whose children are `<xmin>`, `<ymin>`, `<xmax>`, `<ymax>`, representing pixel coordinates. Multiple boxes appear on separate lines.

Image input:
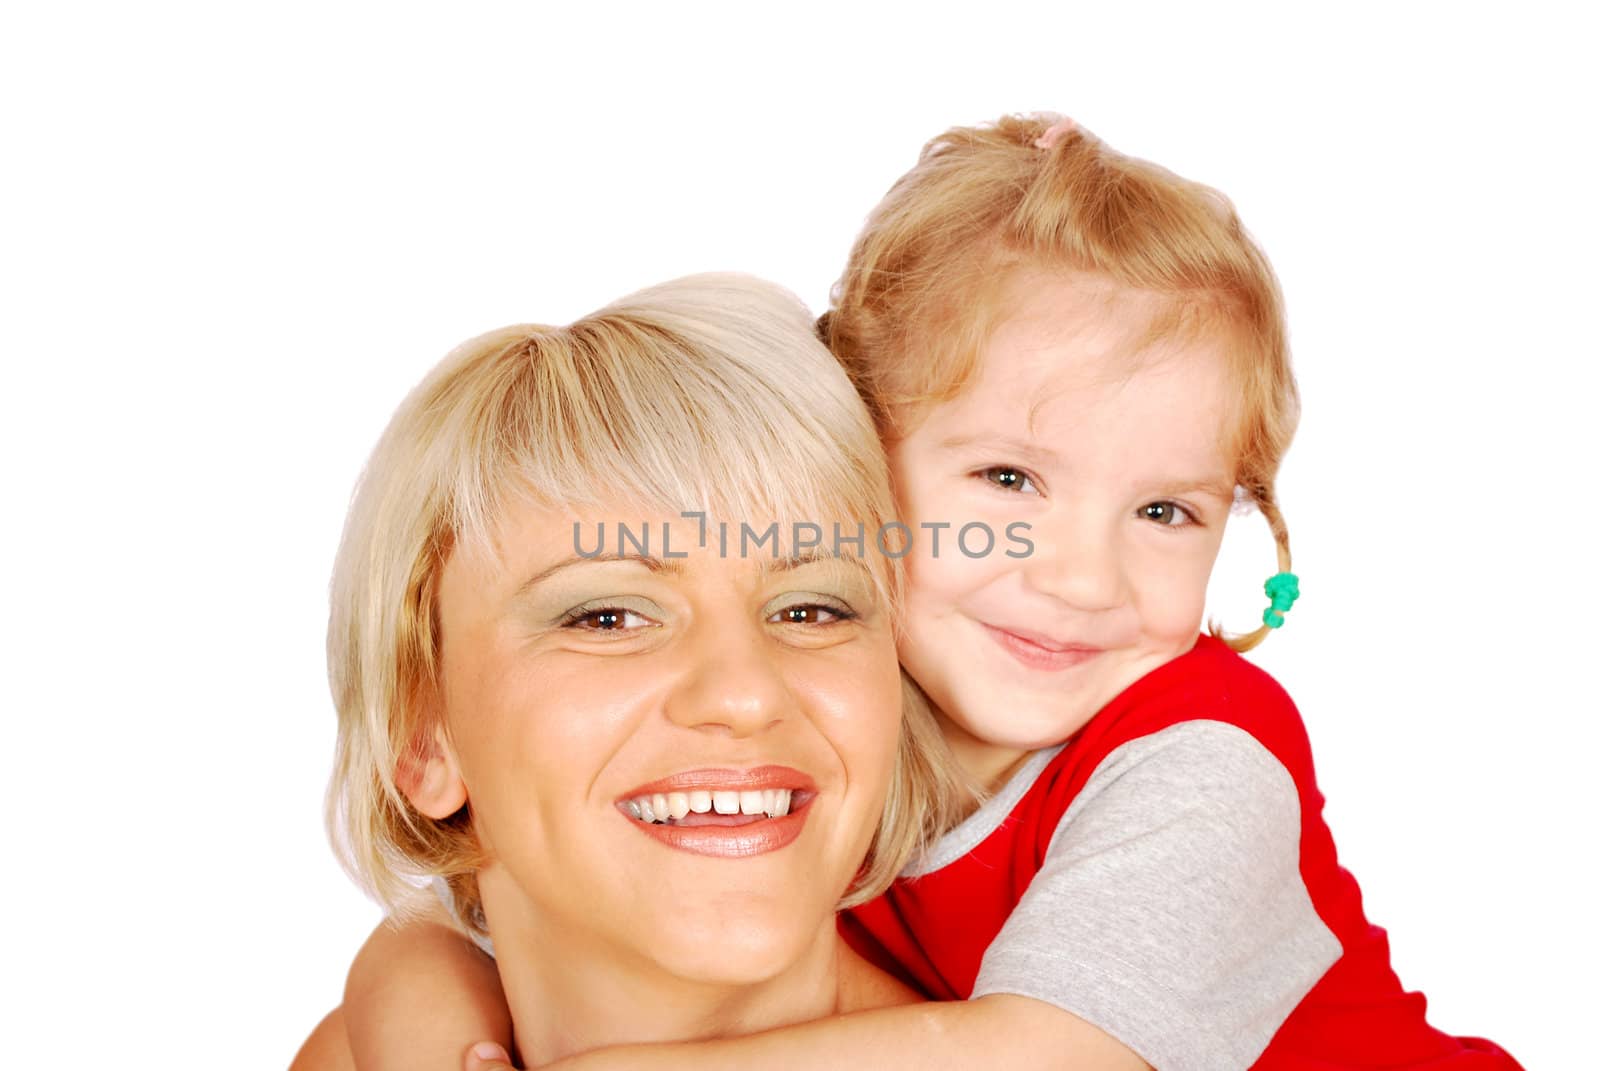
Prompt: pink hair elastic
<box><xmin>1034</xmin><ymin>117</ymin><xmax>1078</xmax><ymax>150</ymax></box>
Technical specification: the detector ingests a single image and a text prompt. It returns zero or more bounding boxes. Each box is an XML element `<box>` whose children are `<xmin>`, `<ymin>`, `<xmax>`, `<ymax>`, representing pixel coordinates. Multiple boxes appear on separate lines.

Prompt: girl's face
<box><xmin>887</xmin><ymin>273</ymin><xmax>1237</xmax><ymax>788</ymax></box>
<box><xmin>431</xmin><ymin>495</ymin><xmax>902</xmax><ymax>987</ymax></box>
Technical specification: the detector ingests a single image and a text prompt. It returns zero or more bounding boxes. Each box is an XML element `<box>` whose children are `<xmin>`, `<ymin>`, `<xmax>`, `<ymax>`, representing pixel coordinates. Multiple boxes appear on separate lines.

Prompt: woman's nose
<box><xmin>1022</xmin><ymin>515</ymin><xmax>1127</xmax><ymax>613</ymax></box>
<box><xmin>661</xmin><ymin>615</ymin><xmax>790</xmax><ymax>736</ymax></box>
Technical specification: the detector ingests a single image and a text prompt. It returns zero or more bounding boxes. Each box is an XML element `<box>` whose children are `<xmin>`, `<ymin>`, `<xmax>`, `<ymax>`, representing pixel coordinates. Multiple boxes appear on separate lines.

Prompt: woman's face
<box><xmin>433</xmin><ymin>495</ymin><xmax>902</xmax><ymax>986</ymax></box>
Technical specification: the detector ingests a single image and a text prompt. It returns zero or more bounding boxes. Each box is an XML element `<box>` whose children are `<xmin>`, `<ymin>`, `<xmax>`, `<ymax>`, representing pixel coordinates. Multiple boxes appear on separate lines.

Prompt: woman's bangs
<box><xmin>453</xmin><ymin>319</ymin><xmax>888</xmax><ymax>567</ymax></box>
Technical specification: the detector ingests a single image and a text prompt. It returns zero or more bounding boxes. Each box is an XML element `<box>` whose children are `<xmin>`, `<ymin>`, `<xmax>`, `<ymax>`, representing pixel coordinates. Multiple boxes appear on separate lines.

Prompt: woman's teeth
<box><xmin>624</xmin><ymin>788</ymin><xmax>793</xmax><ymax>823</ymax></box>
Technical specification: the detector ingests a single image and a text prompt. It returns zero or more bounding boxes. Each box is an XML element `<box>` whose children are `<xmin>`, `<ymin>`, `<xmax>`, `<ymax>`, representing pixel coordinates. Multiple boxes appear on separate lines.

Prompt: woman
<box><xmin>295</xmin><ymin>274</ymin><xmax>962</xmax><ymax>1067</ymax></box>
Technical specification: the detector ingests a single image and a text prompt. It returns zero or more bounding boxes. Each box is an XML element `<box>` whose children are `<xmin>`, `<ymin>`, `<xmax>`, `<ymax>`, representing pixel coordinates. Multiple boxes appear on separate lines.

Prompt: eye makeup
<box><xmin>508</xmin><ymin>557</ymin><xmax>674</xmax><ymax>634</ymax></box>
<box><xmin>762</xmin><ymin>558</ymin><xmax>878</xmax><ymax>623</ymax></box>
<box><xmin>555</xmin><ymin>596</ymin><xmax>666</xmax><ymax>631</ymax></box>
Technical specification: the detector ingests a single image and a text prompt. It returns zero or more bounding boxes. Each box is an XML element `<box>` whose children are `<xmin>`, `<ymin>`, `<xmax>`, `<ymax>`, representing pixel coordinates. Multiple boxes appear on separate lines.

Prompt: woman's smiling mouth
<box><xmin>622</xmin><ymin>788</ymin><xmax>796</xmax><ymax>824</ymax></box>
<box><xmin>616</xmin><ymin>766</ymin><xmax>818</xmax><ymax>857</ymax></box>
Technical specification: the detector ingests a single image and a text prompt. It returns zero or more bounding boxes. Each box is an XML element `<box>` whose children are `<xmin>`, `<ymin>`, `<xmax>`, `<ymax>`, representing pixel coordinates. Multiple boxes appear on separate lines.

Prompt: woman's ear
<box><xmin>396</xmin><ymin>720</ymin><xmax>468</xmax><ymax>819</ymax></box>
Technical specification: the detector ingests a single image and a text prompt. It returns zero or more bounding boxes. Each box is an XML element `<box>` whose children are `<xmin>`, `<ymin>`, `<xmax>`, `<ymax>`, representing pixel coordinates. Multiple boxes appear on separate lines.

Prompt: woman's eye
<box><xmin>1140</xmin><ymin>501</ymin><xmax>1197</xmax><ymax>527</ymax></box>
<box><xmin>769</xmin><ymin>602</ymin><xmax>855</xmax><ymax>626</ymax></box>
<box><xmin>979</xmin><ymin>466</ymin><xmax>1039</xmax><ymax>494</ymax></box>
<box><xmin>563</xmin><ymin>607</ymin><xmax>656</xmax><ymax>632</ymax></box>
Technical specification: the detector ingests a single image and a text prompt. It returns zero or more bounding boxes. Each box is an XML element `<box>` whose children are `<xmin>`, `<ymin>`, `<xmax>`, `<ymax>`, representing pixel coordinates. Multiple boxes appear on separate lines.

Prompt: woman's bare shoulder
<box><xmin>289</xmin><ymin>1006</ymin><xmax>355</xmax><ymax>1071</ymax></box>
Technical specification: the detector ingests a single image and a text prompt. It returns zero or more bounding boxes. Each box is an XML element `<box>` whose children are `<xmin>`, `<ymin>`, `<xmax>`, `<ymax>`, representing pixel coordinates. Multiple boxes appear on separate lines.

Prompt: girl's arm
<box><xmin>343</xmin><ymin>901</ymin><xmax>513</xmax><ymax>1071</ymax></box>
<box><xmin>466</xmin><ymin>996</ymin><xmax>1148</xmax><ymax>1071</ymax></box>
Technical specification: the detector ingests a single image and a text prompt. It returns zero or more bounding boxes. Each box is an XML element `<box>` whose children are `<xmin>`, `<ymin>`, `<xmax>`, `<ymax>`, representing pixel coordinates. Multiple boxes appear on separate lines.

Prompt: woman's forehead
<box><xmin>450</xmin><ymin>494</ymin><xmax>886</xmax><ymax>594</ymax></box>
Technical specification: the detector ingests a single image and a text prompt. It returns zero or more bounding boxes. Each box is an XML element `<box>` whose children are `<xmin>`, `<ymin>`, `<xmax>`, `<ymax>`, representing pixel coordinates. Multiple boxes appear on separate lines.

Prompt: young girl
<box><xmin>336</xmin><ymin>115</ymin><xmax>1522</xmax><ymax>1070</ymax></box>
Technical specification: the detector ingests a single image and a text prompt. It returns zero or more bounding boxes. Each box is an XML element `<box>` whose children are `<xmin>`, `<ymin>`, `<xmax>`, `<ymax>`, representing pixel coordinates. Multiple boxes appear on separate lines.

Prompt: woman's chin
<box><xmin>619</xmin><ymin>889</ymin><xmax>833</xmax><ymax>988</ymax></box>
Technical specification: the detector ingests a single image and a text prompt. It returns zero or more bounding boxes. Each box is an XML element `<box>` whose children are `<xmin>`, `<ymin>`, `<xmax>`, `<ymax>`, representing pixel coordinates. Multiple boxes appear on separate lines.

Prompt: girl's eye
<box><xmin>769</xmin><ymin>602</ymin><xmax>856</xmax><ymax>627</ymax></box>
<box><xmin>561</xmin><ymin>606</ymin><xmax>657</xmax><ymax>632</ymax></box>
<box><xmin>979</xmin><ymin>466</ymin><xmax>1039</xmax><ymax>494</ymax></box>
<box><xmin>1139</xmin><ymin>501</ymin><xmax>1198</xmax><ymax>527</ymax></box>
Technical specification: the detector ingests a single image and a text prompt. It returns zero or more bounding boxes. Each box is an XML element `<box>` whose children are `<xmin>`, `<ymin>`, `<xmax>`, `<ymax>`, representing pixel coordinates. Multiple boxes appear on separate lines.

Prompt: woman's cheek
<box><xmin>789</xmin><ymin>641</ymin><xmax>901</xmax><ymax>773</ymax></box>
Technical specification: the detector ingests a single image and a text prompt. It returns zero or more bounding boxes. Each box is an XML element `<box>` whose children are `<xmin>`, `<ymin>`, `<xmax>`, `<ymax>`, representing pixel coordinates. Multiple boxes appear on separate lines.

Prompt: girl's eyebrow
<box><xmin>935</xmin><ymin>433</ymin><xmax>1062</xmax><ymax>467</ymax></box>
<box><xmin>938</xmin><ymin>433</ymin><xmax>1235</xmax><ymax>501</ymax></box>
<box><xmin>1143</xmin><ymin>471</ymin><xmax>1235</xmax><ymax>498</ymax></box>
<box><xmin>1183</xmin><ymin>478</ymin><xmax>1237</xmax><ymax>500</ymax></box>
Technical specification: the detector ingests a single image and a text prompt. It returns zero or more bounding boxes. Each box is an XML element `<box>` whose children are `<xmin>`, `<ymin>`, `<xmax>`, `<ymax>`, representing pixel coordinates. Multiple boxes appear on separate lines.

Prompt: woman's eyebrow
<box><xmin>760</xmin><ymin>553</ymin><xmax>872</xmax><ymax>580</ymax></box>
<box><xmin>514</xmin><ymin>553</ymin><xmax>684</xmax><ymax>598</ymax></box>
<box><xmin>512</xmin><ymin>550</ymin><xmax>870</xmax><ymax>601</ymax></box>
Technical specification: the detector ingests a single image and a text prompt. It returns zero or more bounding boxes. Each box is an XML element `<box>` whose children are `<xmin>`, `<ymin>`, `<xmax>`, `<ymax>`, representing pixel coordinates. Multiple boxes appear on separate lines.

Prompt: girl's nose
<box><xmin>1021</xmin><ymin>515</ymin><xmax>1128</xmax><ymax>613</ymax></box>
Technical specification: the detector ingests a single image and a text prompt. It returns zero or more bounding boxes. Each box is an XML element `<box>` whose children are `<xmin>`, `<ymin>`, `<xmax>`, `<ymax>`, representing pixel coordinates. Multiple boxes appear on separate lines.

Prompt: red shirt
<box><xmin>842</xmin><ymin>636</ymin><xmax>1521</xmax><ymax>1068</ymax></box>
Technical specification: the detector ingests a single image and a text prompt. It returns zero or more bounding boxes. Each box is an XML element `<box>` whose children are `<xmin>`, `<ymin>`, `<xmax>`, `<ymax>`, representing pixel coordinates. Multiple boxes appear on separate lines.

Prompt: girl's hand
<box><xmin>465</xmin><ymin>1040</ymin><xmax>632</xmax><ymax>1071</ymax></box>
<box><xmin>464</xmin><ymin>1041</ymin><xmax>521</xmax><ymax>1071</ymax></box>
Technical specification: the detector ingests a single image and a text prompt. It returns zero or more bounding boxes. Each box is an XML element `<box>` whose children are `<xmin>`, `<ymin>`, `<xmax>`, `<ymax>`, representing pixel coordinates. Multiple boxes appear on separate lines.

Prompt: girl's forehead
<box><xmin>986</xmin><ymin>273</ymin><xmax>1203</xmax><ymax>378</ymax></box>
<box><xmin>975</xmin><ymin>318</ymin><xmax>1233</xmax><ymax>422</ymax></box>
<box><xmin>914</xmin><ymin>311</ymin><xmax>1239</xmax><ymax>483</ymax></box>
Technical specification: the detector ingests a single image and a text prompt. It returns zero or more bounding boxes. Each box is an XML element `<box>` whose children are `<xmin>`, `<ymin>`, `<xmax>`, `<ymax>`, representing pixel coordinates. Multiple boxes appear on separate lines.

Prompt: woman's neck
<box><xmin>481</xmin><ymin>877</ymin><xmax>848</xmax><ymax>1065</ymax></box>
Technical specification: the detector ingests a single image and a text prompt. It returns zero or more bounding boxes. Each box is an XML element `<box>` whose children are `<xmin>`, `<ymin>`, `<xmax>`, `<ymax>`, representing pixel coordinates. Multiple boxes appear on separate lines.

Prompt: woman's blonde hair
<box><xmin>326</xmin><ymin>274</ymin><xmax>965</xmax><ymax>933</ymax></box>
<box><xmin>821</xmin><ymin>114</ymin><xmax>1300</xmax><ymax>650</ymax></box>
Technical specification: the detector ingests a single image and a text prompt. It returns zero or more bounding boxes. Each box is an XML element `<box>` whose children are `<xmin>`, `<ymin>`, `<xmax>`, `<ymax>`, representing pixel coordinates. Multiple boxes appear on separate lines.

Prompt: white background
<box><xmin>2</xmin><ymin>2</ymin><xmax>1593</xmax><ymax>1067</ymax></box>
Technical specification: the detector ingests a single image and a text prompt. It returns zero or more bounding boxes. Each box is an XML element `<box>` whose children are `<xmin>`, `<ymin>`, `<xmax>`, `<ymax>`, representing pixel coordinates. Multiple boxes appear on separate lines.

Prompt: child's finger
<box><xmin>464</xmin><ymin>1040</ymin><xmax>518</xmax><ymax>1071</ymax></box>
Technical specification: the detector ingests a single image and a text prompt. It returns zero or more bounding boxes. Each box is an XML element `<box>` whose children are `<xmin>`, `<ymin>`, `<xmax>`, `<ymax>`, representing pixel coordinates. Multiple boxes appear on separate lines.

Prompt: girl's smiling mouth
<box><xmin>978</xmin><ymin>621</ymin><xmax>1105</xmax><ymax>672</ymax></box>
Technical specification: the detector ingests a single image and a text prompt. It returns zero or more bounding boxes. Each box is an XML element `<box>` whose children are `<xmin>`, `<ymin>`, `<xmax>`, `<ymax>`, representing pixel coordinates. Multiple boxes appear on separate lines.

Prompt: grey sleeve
<box><xmin>971</xmin><ymin>720</ymin><xmax>1340</xmax><ymax>1071</ymax></box>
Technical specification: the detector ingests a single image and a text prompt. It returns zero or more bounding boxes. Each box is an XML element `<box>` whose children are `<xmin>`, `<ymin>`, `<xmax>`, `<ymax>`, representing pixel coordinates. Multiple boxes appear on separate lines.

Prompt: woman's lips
<box><xmin>622</xmin><ymin>765</ymin><xmax>815</xmax><ymax>797</ymax></box>
<box><xmin>616</xmin><ymin>766</ymin><xmax>816</xmax><ymax>858</ymax></box>
<box><xmin>979</xmin><ymin>622</ymin><xmax>1104</xmax><ymax>672</ymax></box>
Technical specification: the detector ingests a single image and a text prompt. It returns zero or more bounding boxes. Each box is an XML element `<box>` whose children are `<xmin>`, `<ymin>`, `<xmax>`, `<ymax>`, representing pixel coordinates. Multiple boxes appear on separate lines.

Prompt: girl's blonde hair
<box><xmin>821</xmin><ymin>114</ymin><xmax>1299</xmax><ymax>651</ymax></box>
<box><xmin>326</xmin><ymin>273</ymin><xmax>967</xmax><ymax>933</ymax></box>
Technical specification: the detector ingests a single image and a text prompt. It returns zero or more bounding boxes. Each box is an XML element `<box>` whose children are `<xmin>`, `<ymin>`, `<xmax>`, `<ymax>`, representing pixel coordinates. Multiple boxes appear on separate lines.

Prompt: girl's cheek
<box><xmin>1143</xmin><ymin>560</ymin><xmax>1213</xmax><ymax>638</ymax></box>
<box><xmin>909</xmin><ymin>545</ymin><xmax>998</xmax><ymax>603</ymax></box>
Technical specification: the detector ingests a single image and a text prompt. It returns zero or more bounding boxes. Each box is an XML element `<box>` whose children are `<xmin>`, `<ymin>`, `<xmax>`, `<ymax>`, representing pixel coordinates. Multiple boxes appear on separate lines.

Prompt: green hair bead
<box><xmin>1262</xmin><ymin>571</ymin><xmax>1300</xmax><ymax>629</ymax></box>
